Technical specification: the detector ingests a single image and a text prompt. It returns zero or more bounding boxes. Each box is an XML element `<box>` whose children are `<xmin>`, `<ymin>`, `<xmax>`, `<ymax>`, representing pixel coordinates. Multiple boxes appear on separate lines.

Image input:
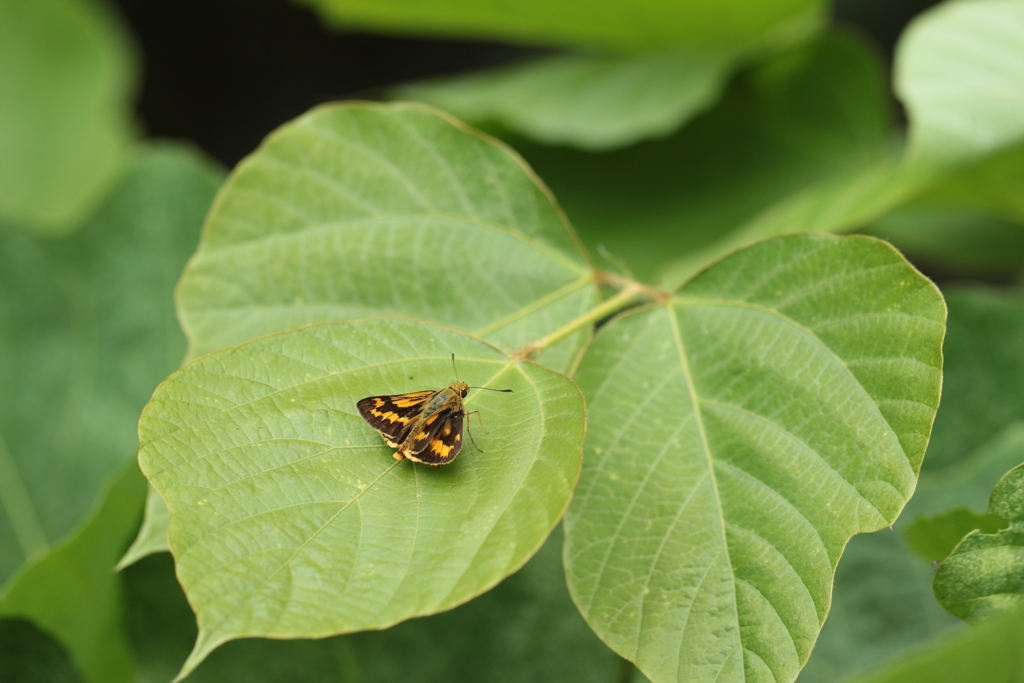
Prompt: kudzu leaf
<box><xmin>176</xmin><ymin>102</ymin><xmax>596</xmax><ymax>373</ymax></box>
<box><xmin>934</xmin><ymin>464</ymin><xmax>1024</xmax><ymax>623</ymax></box>
<box><xmin>137</xmin><ymin>318</ymin><xmax>585</xmax><ymax>680</ymax></box>
<box><xmin>564</xmin><ymin>234</ymin><xmax>945</xmax><ymax>683</ymax></box>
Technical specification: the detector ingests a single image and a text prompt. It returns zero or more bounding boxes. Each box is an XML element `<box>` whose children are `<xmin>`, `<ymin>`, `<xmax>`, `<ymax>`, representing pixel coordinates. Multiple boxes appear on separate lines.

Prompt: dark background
<box><xmin>110</xmin><ymin>0</ymin><xmax>940</xmax><ymax>168</ymax></box>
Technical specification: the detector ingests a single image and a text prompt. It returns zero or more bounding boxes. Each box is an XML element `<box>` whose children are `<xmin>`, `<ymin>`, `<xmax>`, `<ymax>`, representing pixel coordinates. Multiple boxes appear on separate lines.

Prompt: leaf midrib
<box><xmin>665</xmin><ymin>302</ymin><xmax>743</xmax><ymax>682</ymax></box>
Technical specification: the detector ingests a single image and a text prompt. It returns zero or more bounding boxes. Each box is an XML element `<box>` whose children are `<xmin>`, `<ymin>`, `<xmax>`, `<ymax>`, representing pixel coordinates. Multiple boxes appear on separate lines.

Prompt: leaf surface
<box><xmin>137</xmin><ymin>318</ymin><xmax>585</xmax><ymax>679</ymax></box>
<box><xmin>176</xmin><ymin>102</ymin><xmax>596</xmax><ymax>372</ymax></box>
<box><xmin>564</xmin><ymin>234</ymin><xmax>945</xmax><ymax>683</ymax></box>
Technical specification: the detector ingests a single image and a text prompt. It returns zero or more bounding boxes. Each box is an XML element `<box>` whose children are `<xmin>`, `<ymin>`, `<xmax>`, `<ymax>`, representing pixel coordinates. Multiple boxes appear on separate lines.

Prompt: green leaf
<box><xmin>176</xmin><ymin>102</ymin><xmax>597</xmax><ymax>373</ymax></box>
<box><xmin>844</xmin><ymin>606</ymin><xmax>1024</xmax><ymax>683</ymax></box>
<box><xmin>115</xmin><ymin>486</ymin><xmax>170</xmax><ymax>570</ymax></box>
<box><xmin>397</xmin><ymin>47</ymin><xmax>744</xmax><ymax>151</ymax></box>
<box><xmin>0</xmin><ymin>144</ymin><xmax>222</xmax><ymax>683</ymax></box>
<box><xmin>0</xmin><ymin>0</ymin><xmax>135</xmax><ymax>234</ymax></box>
<box><xmin>514</xmin><ymin>31</ymin><xmax>891</xmax><ymax>284</ymax></box>
<box><xmin>896</xmin><ymin>0</ymin><xmax>1024</xmax><ymax>172</ymax></box>
<box><xmin>564</xmin><ymin>234</ymin><xmax>946</xmax><ymax>683</ymax></box>
<box><xmin>137</xmin><ymin>318</ymin><xmax>585</xmax><ymax>680</ymax></box>
<box><xmin>934</xmin><ymin>464</ymin><xmax>1024</xmax><ymax>623</ymax></box>
<box><xmin>0</xmin><ymin>461</ymin><xmax>146</xmax><ymax>683</ymax></box>
<box><xmin>904</xmin><ymin>508</ymin><xmax>1008</xmax><ymax>565</ymax></box>
<box><xmin>0</xmin><ymin>619</ymin><xmax>82</xmax><ymax>683</ymax></box>
<box><xmin>295</xmin><ymin>0</ymin><xmax>824</xmax><ymax>53</ymax></box>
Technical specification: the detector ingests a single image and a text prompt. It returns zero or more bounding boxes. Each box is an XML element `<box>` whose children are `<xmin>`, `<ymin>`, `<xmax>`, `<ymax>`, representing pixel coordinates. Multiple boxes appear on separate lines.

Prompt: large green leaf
<box><xmin>514</xmin><ymin>31</ymin><xmax>891</xmax><ymax>285</ymax></box>
<box><xmin>564</xmin><ymin>234</ymin><xmax>945</xmax><ymax>683</ymax></box>
<box><xmin>295</xmin><ymin>0</ymin><xmax>823</xmax><ymax>53</ymax></box>
<box><xmin>138</xmin><ymin>318</ymin><xmax>585</xmax><ymax>679</ymax></box>
<box><xmin>0</xmin><ymin>0</ymin><xmax>135</xmax><ymax>234</ymax></box>
<box><xmin>934</xmin><ymin>464</ymin><xmax>1024</xmax><ymax>623</ymax></box>
<box><xmin>896</xmin><ymin>0</ymin><xmax>1024</xmax><ymax>172</ymax></box>
<box><xmin>115</xmin><ymin>485</ymin><xmax>170</xmax><ymax>570</ymax></box>
<box><xmin>176</xmin><ymin>102</ymin><xmax>597</xmax><ymax>373</ymax></box>
<box><xmin>0</xmin><ymin>144</ymin><xmax>222</xmax><ymax>682</ymax></box>
<box><xmin>398</xmin><ymin>47</ymin><xmax>744</xmax><ymax>151</ymax></box>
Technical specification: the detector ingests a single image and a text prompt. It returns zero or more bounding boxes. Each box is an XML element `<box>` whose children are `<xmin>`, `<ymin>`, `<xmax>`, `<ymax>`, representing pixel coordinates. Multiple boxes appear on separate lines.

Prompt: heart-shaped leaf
<box><xmin>934</xmin><ymin>464</ymin><xmax>1024</xmax><ymax>623</ymax></box>
<box><xmin>564</xmin><ymin>234</ymin><xmax>945</xmax><ymax>683</ymax></box>
<box><xmin>176</xmin><ymin>102</ymin><xmax>597</xmax><ymax>373</ymax></box>
<box><xmin>138</xmin><ymin>318</ymin><xmax>585</xmax><ymax>680</ymax></box>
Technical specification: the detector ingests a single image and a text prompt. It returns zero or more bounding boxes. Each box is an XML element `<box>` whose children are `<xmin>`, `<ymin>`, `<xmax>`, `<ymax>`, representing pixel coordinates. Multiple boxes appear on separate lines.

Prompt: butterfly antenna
<box><xmin>467</xmin><ymin>387</ymin><xmax>514</xmax><ymax>393</ymax></box>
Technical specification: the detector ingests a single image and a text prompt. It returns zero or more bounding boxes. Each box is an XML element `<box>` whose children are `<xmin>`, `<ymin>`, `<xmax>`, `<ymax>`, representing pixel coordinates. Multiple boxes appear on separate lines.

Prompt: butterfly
<box><xmin>356</xmin><ymin>357</ymin><xmax>512</xmax><ymax>466</ymax></box>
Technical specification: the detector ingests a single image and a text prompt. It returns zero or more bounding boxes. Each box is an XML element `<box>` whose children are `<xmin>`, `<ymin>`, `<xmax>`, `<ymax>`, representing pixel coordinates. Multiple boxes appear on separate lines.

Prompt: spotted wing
<box><xmin>356</xmin><ymin>391</ymin><xmax>435</xmax><ymax>448</ymax></box>
<box><xmin>402</xmin><ymin>408</ymin><xmax>464</xmax><ymax>466</ymax></box>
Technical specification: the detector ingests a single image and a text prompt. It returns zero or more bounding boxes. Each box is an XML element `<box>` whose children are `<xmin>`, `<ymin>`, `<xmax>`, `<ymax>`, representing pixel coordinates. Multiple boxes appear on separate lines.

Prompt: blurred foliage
<box><xmin>1</xmin><ymin>0</ymin><xmax>1024</xmax><ymax>681</ymax></box>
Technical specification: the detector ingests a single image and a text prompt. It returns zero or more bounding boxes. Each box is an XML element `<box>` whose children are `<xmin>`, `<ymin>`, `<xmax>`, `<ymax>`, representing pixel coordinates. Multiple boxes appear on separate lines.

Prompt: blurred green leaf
<box><xmin>0</xmin><ymin>618</ymin><xmax>82</xmax><ymax>683</ymax></box>
<box><xmin>398</xmin><ymin>47</ymin><xmax>744</xmax><ymax>151</ymax></box>
<box><xmin>137</xmin><ymin>319</ymin><xmax>585</xmax><ymax>679</ymax></box>
<box><xmin>896</xmin><ymin>0</ymin><xmax>1024</xmax><ymax>172</ymax></box>
<box><xmin>843</xmin><ymin>607</ymin><xmax>1024</xmax><ymax>683</ymax></box>
<box><xmin>904</xmin><ymin>508</ymin><xmax>1008</xmax><ymax>565</ymax></box>
<box><xmin>514</xmin><ymin>31</ymin><xmax>891</xmax><ymax>284</ymax></box>
<box><xmin>861</xmin><ymin>144</ymin><xmax>1024</xmax><ymax>278</ymax></box>
<box><xmin>0</xmin><ymin>0</ymin><xmax>135</xmax><ymax>234</ymax></box>
<box><xmin>295</xmin><ymin>0</ymin><xmax>824</xmax><ymax>53</ymax></box>
<box><xmin>0</xmin><ymin>462</ymin><xmax>145</xmax><ymax>683</ymax></box>
<box><xmin>0</xmin><ymin>144</ymin><xmax>222</xmax><ymax>682</ymax></box>
<box><xmin>176</xmin><ymin>102</ymin><xmax>597</xmax><ymax>373</ymax></box>
<box><xmin>934</xmin><ymin>464</ymin><xmax>1024</xmax><ymax>622</ymax></box>
<box><xmin>564</xmin><ymin>235</ymin><xmax>945</xmax><ymax>683</ymax></box>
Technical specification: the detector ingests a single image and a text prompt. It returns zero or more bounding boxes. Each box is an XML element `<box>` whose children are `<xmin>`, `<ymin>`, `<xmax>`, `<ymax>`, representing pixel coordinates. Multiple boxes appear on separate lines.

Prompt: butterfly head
<box><xmin>451</xmin><ymin>381</ymin><xmax>469</xmax><ymax>398</ymax></box>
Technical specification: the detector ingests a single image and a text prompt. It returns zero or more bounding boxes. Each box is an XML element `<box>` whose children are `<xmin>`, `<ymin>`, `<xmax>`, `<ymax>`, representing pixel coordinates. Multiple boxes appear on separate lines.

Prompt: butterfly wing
<box><xmin>402</xmin><ymin>407</ymin><xmax>464</xmax><ymax>466</ymax></box>
<box><xmin>356</xmin><ymin>390</ymin><xmax>435</xmax><ymax>448</ymax></box>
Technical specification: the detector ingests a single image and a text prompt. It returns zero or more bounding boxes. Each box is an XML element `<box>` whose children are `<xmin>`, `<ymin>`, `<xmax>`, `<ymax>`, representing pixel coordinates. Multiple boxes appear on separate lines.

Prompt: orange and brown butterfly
<box><xmin>356</xmin><ymin>357</ymin><xmax>512</xmax><ymax>466</ymax></box>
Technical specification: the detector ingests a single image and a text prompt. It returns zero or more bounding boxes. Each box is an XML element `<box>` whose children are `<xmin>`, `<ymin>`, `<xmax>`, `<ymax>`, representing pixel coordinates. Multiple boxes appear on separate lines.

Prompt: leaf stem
<box><xmin>517</xmin><ymin>276</ymin><xmax>660</xmax><ymax>359</ymax></box>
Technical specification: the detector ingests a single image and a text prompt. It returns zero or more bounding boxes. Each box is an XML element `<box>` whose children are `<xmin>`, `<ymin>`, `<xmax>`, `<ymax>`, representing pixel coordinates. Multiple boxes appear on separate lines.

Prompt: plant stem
<box><xmin>516</xmin><ymin>283</ymin><xmax>646</xmax><ymax>359</ymax></box>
